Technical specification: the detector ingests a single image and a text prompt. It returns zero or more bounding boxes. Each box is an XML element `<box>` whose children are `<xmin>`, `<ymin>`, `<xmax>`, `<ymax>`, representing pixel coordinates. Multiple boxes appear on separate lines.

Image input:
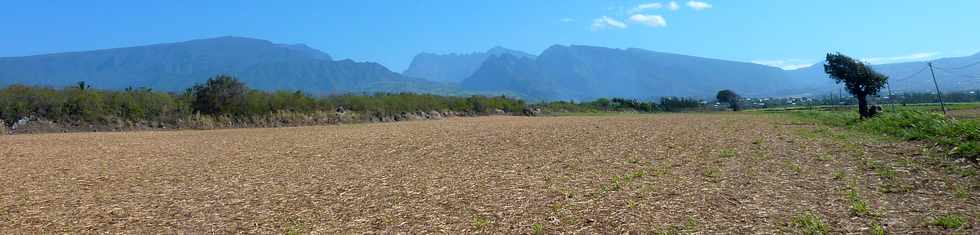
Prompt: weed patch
<box><xmin>789</xmin><ymin>110</ymin><xmax>979</xmax><ymax>161</ymax></box>
<box><xmin>931</xmin><ymin>214</ymin><xmax>965</xmax><ymax>229</ymax></box>
<box><xmin>790</xmin><ymin>212</ymin><xmax>830</xmax><ymax>235</ymax></box>
<box><xmin>847</xmin><ymin>190</ymin><xmax>871</xmax><ymax>217</ymax></box>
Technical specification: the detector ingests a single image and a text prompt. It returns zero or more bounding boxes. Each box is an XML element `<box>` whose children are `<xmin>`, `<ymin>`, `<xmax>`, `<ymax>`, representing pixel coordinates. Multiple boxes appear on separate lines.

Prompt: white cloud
<box><xmin>560</xmin><ymin>18</ymin><xmax>575</xmax><ymax>23</ymax></box>
<box><xmin>668</xmin><ymin>1</ymin><xmax>680</xmax><ymax>11</ymax></box>
<box><xmin>862</xmin><ymin>52</ymin><xmax>939</xmax><ymax>64</ymax></box>
<box><xmin>629</xmin><ymin>3</ymin><xmax>663</xmax><ymax>13</ymax></box>
<box><xmin>591</xmin><ymin>16</ymin><xmax>628</xmax><ymax>31</ymax></box>
<box><xmin>687</xmin><ymin>1</ymin><xmax>712</xmax><ymax>10</ymax></box>
<box><xmin>629</xmin><ymin>14</ymin><xmax>668</xmax><ymax>28</ymax></box>
<box><xmin>751</xmin><ymin>59</ymin><xmax>818</xmax><ymax>70</ymax></box>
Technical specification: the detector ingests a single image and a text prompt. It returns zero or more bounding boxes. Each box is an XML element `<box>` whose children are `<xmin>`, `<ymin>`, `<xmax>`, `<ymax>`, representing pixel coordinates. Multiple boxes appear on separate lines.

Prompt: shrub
<box><xmin>0</xmin><ymin>77</ymin><xmax>536</xmax><ymax>132</ymax></box>
<box><xmin>190</xmin><ymin>75</ymin><xmax>248</xmax><ymax>116</ymax></box>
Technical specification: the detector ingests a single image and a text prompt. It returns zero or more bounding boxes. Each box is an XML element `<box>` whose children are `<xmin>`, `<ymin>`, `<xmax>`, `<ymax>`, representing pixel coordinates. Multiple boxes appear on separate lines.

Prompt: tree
<box><xmin>191</xmin><ymin>75</ymin><xmax>248</xmax><ymax>115</ymax></box>
<box><xmin>824</xmin><ymin>53</ymin><xmax>888</xmax><ymax>118</ymax></box>
<box><xmin>76</xmin><ymin>81</ymin><xmax>90</xmax><ymax>91</ymax></box>
<box><xmin>716</xmin><ymin>89</ymin><xmax>739</xmax><ymax>111</ymax></box>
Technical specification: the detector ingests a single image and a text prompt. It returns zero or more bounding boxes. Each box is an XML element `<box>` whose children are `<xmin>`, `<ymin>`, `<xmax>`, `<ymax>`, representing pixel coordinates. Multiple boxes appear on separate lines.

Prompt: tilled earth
<box><xmin>0</xmin><ymin>114</ymin><xmax>976</xmax><ymax>233</ymax></box>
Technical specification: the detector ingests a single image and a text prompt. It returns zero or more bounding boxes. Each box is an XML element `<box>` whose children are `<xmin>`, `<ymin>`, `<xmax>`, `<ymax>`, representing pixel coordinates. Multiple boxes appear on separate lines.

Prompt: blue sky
<box><xmin>1</xmin><ymin>0</ymin><xmax>978</xmax><ymax>71</ymax></box>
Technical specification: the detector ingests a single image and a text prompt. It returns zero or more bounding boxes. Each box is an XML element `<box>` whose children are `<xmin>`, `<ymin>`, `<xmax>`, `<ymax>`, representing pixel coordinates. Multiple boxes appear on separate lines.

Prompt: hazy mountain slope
<box><xmin>787</xmin><ymin>52</ymin><xmax>980</xmax><ymax>94</ymax></box>
<box><xmin>402</xmin><ymin>47</ymin><xmax>535</xmax><ymax>83</ymax></box>
<box><xmin>464</xmin><ymin>45</ymin><xmax>791</xmax><ymax>100</ymax></box>
<box><xmin>0</xmin><ymin>36</ymin><xmax>449</xmax><ymax>95</ymax></box>
<box><xmin>462</xmin><ymin>54</ymin><xmax>556</xmax><ymax>99</ymax></box>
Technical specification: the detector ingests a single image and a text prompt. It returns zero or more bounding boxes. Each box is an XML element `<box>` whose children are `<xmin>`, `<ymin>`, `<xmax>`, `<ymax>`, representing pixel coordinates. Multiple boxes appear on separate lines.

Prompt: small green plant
<box><xmin>832</xmin><ymin>169</ymin><xmax>846</xmax><ymax>181</ymax></box>
<box><xmin>284</xmin><ymin>223</ymin><xmax>306</xmax><ymax>235</ymax></box>
<box><xmin>628</xmin><ymin>170</ymin><xmax>645</xmax><ymax>179</ymax></box>
<box><xmin>550</xmin><ymin>202</ymin><xmax>563</xmax><ymax>212</ymax></box>
<box><xmin>719</xmin><ymin>149</ymin><xmax>737</xmax><ymax>158</ymax></box>
<box><xmin>848</xmin><ymin>190</ymin><xmax>871</xmax><ymax>216</ymax></box>
<box><xmin>472</xmin><ymin>216</ymin><xmax>492</xmax><ymax>230</ymax></box>
<box><xmin>656</xmin><ymin>225</ymin><xmax>683</xmax><ymax>235</ymax></box>
<box><xmin>704</xmin><ymin>168</ymin><xmax>721</xmax><ymax>182</ymax></box>
<box><xmin>817</xmin><ymin>154</ymin><xmax>834</xmax><ymax>161</ymax></box>
<box><xmin>869</xmin><ymin>221</ymin><xmax>885</xmax><ymax>235</ymax></box>
<box><xmin>531</xmin><ymin>223</ymin><xmax>545</xmax><ymax>235</ymax></box>
<box><xmin>950</xmin><ymin>165</ymin><xmax>977</xmax><ymax>177</ymax></box>
<box><xmin>953</xmin><ymin>184</ymin><xmax>970</xmax><ymax>199</ymax></box>
<box><xmin>788</xmin><ymin>162</ymin><xmax>803</xmax><ymax>175</ymax></box>
<box><xmin>648</xmin><ymin>166</ymin><xmax>668</xmax><ymax>177</ymax></box>
<box><xmin>791</xmin><ymin>212</ymin><xmax>829</xmax><ymax>235</ymax></box>
<box><xmin>931</xmin><ymin>214</ymin><xmax>965</xmax><ymax>229</ymax></box>
<box><xmin>685</xmin><ymin>216</ymin><xmax>699</xmax><ymax>231</ymax></box>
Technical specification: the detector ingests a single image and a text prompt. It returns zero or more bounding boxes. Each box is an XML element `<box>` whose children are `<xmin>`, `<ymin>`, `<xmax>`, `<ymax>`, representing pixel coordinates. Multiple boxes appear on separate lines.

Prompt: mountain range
<box><xmin>463</xmin><ymin>45</ymin><xmax>791</xmax><ymax>100</ymax></box>
<box><xmin>1</xmin><ymin>36</ymin><xmax>977</xmax><ymax>100</ymax></box>
<box><xmin>403</xmin><ymin>47</ymin><xmax>535</xmax><ymax>83</ymax></box>
<box><xmin>0</xmin><ymin>37</ymin><xmax>450</xmax><ymax>96</ymax></box>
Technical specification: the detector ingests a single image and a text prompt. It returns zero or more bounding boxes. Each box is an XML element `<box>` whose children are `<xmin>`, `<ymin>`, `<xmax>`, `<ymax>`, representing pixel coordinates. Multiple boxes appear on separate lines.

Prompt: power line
<box><xmin>889</xmin><ymin>66</ymin><xmax>930</xmax><ymax>83</ymax></box>
<box><xmin>934</xmin><ymin>60</ymin><xmax>980</xmax><ymax>70</ymax></box>
<box><xmin>934</xmin><ymin>67</ymin><xmax>980</xmax><ymax>79</ymax></box>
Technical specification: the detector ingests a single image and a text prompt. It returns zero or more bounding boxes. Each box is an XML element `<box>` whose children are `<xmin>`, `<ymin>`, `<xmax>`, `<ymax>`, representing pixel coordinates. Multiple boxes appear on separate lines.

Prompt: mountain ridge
<box><xmin>0</xmin><ymin>36</ymin><xmax>453</xmax><ymax>95</ymax></box>
<box><xmin>1</xmin><ymin>36</ymin><xmax>978</xmax><ymax>100</ymax></box>
<box><xmin>402</xmin><ymin>47</ymin><xmax>536</xmax><ymax>83</ymax></box>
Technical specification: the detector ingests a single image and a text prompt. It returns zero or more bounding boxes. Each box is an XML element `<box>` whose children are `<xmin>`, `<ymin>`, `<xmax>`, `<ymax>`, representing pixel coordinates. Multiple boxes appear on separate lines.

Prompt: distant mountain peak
<box><xmin>402</xmin><ymin>47</ymin><xmax>536</xmax><ymax>83</ymax></box>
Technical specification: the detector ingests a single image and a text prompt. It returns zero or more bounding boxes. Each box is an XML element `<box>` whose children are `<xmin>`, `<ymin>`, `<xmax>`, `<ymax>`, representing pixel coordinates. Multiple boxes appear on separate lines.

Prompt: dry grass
<box><xmin>0</xmin><ymin>114</ymin><xmax>975</xmax><ymax>233</ymax></box>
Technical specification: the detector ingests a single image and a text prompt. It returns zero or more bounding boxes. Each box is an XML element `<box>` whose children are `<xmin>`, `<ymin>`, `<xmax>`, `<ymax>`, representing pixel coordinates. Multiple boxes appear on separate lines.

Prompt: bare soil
<box><xmin>0</xmin><ymin>114</ymin><xmax>976</xmax><ymax>233</ymax></box>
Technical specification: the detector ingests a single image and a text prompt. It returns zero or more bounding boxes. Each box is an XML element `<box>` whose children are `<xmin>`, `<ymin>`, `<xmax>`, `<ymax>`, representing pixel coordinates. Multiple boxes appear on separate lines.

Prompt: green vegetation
<box><xmin>533</xmin><ymin>96</ymin><xmax>705</xmax><ymax>114</ymax></box>
<box><xmin>789</xmin><ymin>110</ymin><xmax>979</xmax><ymax>161</ymax></box>
<box><xmin>931</xmin><ymin>214</ymin><xmax>965</xmax><ymax>229</ymax></box>
<box><xmin>847</xmin><ymin>190</ymin><xmax>871</xmax><ymax>217</ymax></box>
<box><xmin>869</xmin><ymin>222</ymin><xmax>886</xmax><ymax>235</ymax></box>
<box><xmin>531</xmin><ymin>223</ymin><xmax>545</xmax><ymax>235</ymax></box>
<box><xmin>953</xmin><ymin>184</ymin><xmax>970</xmax><ymax>199</ymax></box>
<box><xmin>719</xmin><ymin>149</ymin><xmax>737</xmax><ymax>158</ymax></box>
<box><xmin>790</xmin><ymin>212</ymin><xmax>830</xmax><ymax>235</ymax></box>
<box><xmin>471</xmin><ymin>216</ymin><xmax>491</xmax><ymax>230</ymax></box>
<box><xmin>0</xmin><ymin>75</ymin><xmax>529</xmax><ymax>130</ymax></box>
<box><xmin>832</xmin><ymin>170</ymin><xmax>846</xmax><ymax>181</ymax></box>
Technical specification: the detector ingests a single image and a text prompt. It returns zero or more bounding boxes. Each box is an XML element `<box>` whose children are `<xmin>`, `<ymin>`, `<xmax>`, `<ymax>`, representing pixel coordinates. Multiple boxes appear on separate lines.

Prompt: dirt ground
<box><xmin>0</xmin><ymin>114</ymin><xmax>976</xmax><ymax>233</ymax></box>
<box><xmin>950</xmin><ymin>107</ymin><xmax>980</xmax><ymax>120</ymax></box>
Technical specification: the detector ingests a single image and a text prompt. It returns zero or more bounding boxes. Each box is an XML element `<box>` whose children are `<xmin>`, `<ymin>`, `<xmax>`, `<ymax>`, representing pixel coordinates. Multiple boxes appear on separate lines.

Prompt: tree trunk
<box><xmin>729</xmin><ymin>102</ymin><xmax>739</xmax><ymax>111</ymax></box>
<box><xmin>857</xmin><ymin>95</ymin><xmax>869</xmax><ymax>118</ymax></box>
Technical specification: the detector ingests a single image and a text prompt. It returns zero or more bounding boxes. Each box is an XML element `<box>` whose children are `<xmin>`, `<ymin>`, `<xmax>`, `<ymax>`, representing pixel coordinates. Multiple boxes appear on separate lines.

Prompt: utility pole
<box><xmin>927</xmin><ymin>62</ymin><xmax>947</xmax><ymax>116</ymax></box>
<box><xmin>829</xmin><ymin>91</ymin><xmax>834</xmax><ymax>106</ymax></box>
<box><xmin>886</xmin><ymin>83</ymin><xmax>896</xmax><ymax>112</ymax></box>
<box><xmin>839</xmin><ymin>86</ymin><xmax>844</xmax><ymax>105</ymax></box>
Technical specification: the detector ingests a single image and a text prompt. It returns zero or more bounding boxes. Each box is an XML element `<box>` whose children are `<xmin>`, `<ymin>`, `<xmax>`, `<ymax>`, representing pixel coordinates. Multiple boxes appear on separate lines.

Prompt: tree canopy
<box><xmin>824</xmin><ymin>52</ymin><xmax>888</xmax><ymax>118</ymax></box>
<box><xmin>716</xmin><ymin>89</ymin><xmax>739</xmax><ymax>111</ymax></box>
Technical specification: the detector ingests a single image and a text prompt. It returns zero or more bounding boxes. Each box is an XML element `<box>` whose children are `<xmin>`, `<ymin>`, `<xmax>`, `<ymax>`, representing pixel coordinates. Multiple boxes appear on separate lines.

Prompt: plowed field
<box><xmin>1</xmin><ymin>114</ymin><xmax>976</xmax><ymax>233</ymax></box>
